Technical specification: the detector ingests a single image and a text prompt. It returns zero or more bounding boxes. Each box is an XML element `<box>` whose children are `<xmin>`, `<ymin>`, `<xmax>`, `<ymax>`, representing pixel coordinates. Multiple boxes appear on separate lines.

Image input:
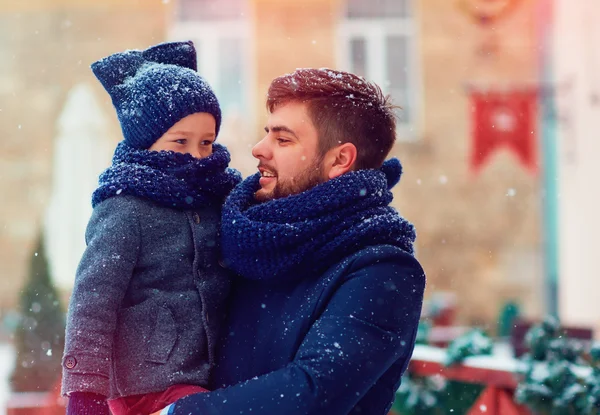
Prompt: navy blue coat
<box><xmin>171</xmin><ymin>244</ymin><xmax>425</xmax><ymax>415</ymax></box>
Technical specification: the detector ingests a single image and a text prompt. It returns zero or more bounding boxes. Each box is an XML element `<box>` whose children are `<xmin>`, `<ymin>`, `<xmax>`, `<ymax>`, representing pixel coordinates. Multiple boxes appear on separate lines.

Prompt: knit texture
<box><xmin>92</xmin><ymin>142</ymin><xmax>241</xmax><ymax>209</ymax></box>
<box><xmin>91</xmin><ymin>40</ymin><xmax>221</xmax><ymax>149</ymax></box>
<box><xmin>221</xmin><ymin>158</ymin><xmax>416</xmax><ymax>281</ymax></box>
<box><xmin>67</xmin><ymin>393</ymin><xmax>109</xmax><ymax>415</ymax></box>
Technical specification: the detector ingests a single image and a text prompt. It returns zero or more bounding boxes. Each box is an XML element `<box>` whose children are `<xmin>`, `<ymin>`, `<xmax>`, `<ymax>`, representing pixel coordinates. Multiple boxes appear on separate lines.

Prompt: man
<box><xmin>160</xmin><ymin>68</ymin><xmax>426</xmax><ymax>415</ymax></box>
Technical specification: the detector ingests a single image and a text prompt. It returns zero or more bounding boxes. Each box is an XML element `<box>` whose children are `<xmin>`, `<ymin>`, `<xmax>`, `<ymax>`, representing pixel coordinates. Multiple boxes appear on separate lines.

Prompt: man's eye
<box><xmin>276</xmin><ymin>138</ymin><xmax>290</xmax><ymax>144</ymax></box>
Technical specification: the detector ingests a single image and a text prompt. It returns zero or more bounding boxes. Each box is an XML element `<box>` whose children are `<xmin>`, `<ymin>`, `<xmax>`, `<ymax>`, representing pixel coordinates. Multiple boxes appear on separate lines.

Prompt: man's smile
<box><xmin>258</xmin><ymin>166</ymin><xmax>277</xmax><ymax>187</ymax></box>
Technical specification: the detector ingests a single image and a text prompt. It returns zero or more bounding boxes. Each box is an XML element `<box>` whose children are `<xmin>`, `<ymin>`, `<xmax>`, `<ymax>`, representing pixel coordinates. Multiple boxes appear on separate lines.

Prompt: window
<box><xmin>176</xmin><ymin>0</ymin><xmax>247</xmax><ymax>21</ymax></box>
<box><xmin>217</xmin><ymin>37</ymin><xmax>246</xmax><ymax>115</ymax></box>
<box><xmin>346</xmin><ymin>0</ymin><xmax>411</xmax><ymax>18</ymax></box>
<box><xmin>338</xmin><ymin>0</ymin><xmax>420</xmax><ymax>140</ymax></box>
<box><xmin>169</xmin><ymin>1</ymin><xmax>254</xmax><ymax>133</ymax></box>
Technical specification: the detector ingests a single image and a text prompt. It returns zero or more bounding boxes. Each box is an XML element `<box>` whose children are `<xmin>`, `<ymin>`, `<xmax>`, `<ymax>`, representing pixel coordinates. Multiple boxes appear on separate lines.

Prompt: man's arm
<box><xmin>167</xmin><ymin>256</ymin><xmax>425</xmax><ymax>415</ymax></box>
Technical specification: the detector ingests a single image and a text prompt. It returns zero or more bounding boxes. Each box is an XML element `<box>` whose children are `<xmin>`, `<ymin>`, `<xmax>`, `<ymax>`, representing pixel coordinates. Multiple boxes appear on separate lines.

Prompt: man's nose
<box><xmin>252</xmin><ymin>136</ymin><xmax>270</xmax><ymax>160</ymax></box>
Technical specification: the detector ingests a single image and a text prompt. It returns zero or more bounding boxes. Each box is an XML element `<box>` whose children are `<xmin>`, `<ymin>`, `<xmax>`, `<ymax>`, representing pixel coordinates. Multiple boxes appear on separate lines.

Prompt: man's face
<box><xmin>252</xmin><ymin>101</ymin><xmax>327</xmax><ymax>202</ymax></box>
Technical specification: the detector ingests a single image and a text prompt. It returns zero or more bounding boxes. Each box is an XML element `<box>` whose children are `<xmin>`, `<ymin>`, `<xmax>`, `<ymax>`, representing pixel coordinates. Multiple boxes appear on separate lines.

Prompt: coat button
<box><xmin>193</xmin><ymin>213</ymin><xmax>200</xmax><ymax>224</ymax></box>
<box><xmin>64</xmin><ymin>355</ymin><xmax>77</xmax><ymax>369</ymax></box>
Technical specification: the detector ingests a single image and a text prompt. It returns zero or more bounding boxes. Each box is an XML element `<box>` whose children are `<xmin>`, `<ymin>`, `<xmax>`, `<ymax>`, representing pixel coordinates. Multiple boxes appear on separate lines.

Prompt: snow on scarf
<box><xmin>92</xmin><ymin>141</ymin><xmax>241</xmax><ymax>210</ymax></box>
<box><xmin>221</xmin><ymin>158</ymin><xmax>416</xmax><ymax>281</ymax></box>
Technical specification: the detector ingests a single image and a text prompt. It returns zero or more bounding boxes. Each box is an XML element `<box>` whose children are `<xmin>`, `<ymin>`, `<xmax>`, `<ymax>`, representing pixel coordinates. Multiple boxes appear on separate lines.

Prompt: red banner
<box><xmin>470</xmin><ymin>89</ymin><xmax>538</xmax><ymax>173</ymax></box>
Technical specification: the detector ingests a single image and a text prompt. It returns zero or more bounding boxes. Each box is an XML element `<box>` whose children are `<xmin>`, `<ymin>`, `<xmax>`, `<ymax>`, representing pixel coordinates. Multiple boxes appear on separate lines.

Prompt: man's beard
<box><xmin>255</xmin><ymin>157</ymin><xmax>325</xmax><ymax>202</ymax></box>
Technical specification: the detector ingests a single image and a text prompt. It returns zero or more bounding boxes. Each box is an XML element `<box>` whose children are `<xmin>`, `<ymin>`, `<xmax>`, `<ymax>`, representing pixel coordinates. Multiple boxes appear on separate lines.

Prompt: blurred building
<box><xmin>0</xmin><ymin>0</ymin><xmax>560</xmax><ymax>328</ymax></box>
<box><xmin>169</xmin><ymin>0</ymin><xmax>544</xmax><ymax>326</ymax></box>
<box><xmin>553</xmin><ymin>0</ymin><xmax>600</xmax><ymax>334</ymax></box>
<box><xmin>0</xmin><ymin>0</ymin><xmax>172</xmax><ymax>310</ymax></box>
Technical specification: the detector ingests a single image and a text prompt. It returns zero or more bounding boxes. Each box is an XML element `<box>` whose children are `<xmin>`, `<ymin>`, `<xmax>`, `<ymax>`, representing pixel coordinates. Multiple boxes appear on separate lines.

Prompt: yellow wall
<box><xmin>251</xmin><ymin>0</ymin><xmax>342</xmax><ymax>134</ymax></box>
<box><xmin>250</xmin><ymin>0</ymin><xmax>544</xmax><ymax>325</ymax></box>
<box><xmin>0</xmin><ymin>0</ymin><xmax>170</xmax><ymax>310</ymax></box>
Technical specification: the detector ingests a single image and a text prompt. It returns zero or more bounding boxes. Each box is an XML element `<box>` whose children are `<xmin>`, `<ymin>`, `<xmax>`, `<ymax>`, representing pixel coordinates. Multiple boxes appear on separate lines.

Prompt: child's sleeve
<box><xmin>61</xmin><ymin>196</ymin><xmax>140</xmax><ymax>398</ymax></box>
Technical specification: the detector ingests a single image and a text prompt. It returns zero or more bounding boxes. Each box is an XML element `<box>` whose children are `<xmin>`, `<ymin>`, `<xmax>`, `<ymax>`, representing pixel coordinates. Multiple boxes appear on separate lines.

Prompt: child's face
<box><xmin>149</xmin><ymin>112</ymin><xmax>216</xmax><ymax>159</ymax></box>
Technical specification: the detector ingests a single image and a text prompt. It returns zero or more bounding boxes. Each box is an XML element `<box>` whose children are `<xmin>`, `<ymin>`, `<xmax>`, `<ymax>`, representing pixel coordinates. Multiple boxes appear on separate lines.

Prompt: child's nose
<box><xmin>189</xmin><ymin>148</ymin><xmax>202</xmax><ymax>159</ymax></box>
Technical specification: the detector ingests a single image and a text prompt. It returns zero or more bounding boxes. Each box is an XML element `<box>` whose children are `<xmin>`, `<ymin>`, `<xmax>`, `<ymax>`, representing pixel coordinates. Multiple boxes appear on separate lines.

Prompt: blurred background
<box><xmin>0</xmin><ymin>0</ymin><xmax>598</xmax><ymax>413</ymax></box>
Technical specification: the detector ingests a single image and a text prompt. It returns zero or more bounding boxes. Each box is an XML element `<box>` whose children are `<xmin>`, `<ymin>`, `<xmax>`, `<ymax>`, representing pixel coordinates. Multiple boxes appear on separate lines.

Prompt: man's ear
<box><xmin>324</xmin><ymin>143</ymin><xmax>357</xmax><ymax>179</ymax></box>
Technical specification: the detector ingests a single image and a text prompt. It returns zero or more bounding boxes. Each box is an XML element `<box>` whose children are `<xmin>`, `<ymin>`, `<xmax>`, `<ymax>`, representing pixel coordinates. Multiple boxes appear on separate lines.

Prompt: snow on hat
<box><xmin>91</xmin><ymin>40</ymin><xmax>221</xmax><ymax>149</ymax></box>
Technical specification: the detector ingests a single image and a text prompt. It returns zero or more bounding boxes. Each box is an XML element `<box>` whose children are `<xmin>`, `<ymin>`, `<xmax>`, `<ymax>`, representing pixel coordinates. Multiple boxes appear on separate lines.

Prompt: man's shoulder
<box><xmin>326</xmin><ymin>245</ymin><xmax>424</xmax><ymax>281</ymax></box>
<box><xmin>344</xmin><ymin>244</ymin><xmax>420</xmax><ymax>268</ymax></box>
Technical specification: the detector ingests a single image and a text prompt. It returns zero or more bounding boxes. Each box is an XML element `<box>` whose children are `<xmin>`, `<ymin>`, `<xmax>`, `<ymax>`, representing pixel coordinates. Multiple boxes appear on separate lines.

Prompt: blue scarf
<box><xmin>221</xmin><ymin>158</ymin><xmax>416</xmax><ymax>281</ymax></box>
<box><xmin>92</xmin><ymin>141</ymin><xmax>241</xmax><ymax>209</ymax></box>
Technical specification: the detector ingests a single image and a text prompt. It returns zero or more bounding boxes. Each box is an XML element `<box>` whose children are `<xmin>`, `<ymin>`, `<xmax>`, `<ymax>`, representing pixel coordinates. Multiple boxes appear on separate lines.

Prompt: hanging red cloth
<box><xmin>470</xmin><ymin>88</ymin><xmax>538</xmax><ymax>173</ymax></box>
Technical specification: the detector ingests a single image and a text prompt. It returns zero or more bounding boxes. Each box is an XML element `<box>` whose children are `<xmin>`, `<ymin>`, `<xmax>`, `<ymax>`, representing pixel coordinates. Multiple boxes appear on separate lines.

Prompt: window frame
<box><xmin>175</xmin><ymin>0</ymin><xmax>247</xmax><ymax>22</ymax></box>
<box><xmin>168</xmin><ymin>19</ymin><xmax>256</xmax><ymax>132</ymax></box>
<box><xmin>337</xmin><ymin>13</ymin><xmax>422</xmax><ymax>141</ymax></box>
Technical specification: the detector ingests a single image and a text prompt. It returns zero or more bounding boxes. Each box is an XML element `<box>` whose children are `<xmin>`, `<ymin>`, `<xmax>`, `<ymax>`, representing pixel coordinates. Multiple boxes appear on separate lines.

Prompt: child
<box><xmin>61</xmin><ymin>41</ymin><xmax>241</xmax><ymax>415</ymax></box>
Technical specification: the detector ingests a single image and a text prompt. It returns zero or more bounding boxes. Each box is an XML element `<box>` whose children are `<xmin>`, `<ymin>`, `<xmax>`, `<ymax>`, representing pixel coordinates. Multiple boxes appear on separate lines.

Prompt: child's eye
<box><xmin>201</xmin><ymin>140</ymin><xmax>213</xmax><ymax>146</ymax></box>
<box><xmin>174</xmin><ymin>139</ymin><xmax>187</xmax><ymax>145</ymax></box>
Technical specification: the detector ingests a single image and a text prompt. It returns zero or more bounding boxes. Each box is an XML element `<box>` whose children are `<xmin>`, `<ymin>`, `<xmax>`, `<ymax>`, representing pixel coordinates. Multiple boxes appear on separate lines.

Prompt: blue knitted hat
<box><xmin>91</xmin><ymin>40</ymin><xmax>221</xmax><ymax>149</ymax></box>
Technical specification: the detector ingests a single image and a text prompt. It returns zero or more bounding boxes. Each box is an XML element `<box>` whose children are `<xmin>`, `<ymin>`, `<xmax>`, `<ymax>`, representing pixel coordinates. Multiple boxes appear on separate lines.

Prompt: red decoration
<box><xmin>470</xmin><ymin>89</ymin><xmax>538</xmax><ymax>173</ymax></box>
<box><xmin>6</xmin><ymin>377</ymin><xmax>65</xmax><ymax>415</ymax></box>
<box><xmin>457</xmin><ymin>0</ymin><xmax>524</xmax><ymax>26</ymax></box>
<box><xmin>467</xmin><ymin>386</ymin><xmax>531</xmax><ymax>415</ymax></box>
<box><xmin>409</xmin><ymin>357</ymin><xmax>533</xmax><ymax>415</ymax></box>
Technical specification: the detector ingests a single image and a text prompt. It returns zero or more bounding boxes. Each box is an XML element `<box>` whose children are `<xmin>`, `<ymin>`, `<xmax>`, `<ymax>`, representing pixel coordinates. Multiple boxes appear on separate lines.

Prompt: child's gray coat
<box><xmin>61</xmin><ymin>195</ymin><xmax>230</xmax><ymax>398</ymax></box>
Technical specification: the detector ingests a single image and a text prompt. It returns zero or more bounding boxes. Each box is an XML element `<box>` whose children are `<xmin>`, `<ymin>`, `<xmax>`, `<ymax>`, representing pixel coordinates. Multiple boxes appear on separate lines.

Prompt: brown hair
<box><xmin>266</xmin><ymin>68</ymin><xmax>399</xmax><ymax>170</ymax></box>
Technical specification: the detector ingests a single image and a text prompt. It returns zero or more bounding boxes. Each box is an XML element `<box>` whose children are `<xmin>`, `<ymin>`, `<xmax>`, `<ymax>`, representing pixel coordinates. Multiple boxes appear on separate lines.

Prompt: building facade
<box><xmin>0</xmin><ymin>0</ymin><xmax>548</xmax><ymax>328</ymax></box>
<box><xmin>169</xmin><ymin>0</ymin><xmax>544</xmax><ymax>325</ymax></box>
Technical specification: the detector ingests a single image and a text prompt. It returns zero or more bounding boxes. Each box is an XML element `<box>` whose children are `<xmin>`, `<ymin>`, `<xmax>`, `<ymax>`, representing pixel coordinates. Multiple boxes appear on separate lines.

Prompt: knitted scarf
<box><xmin>92</xmin><ymin>141</ymin><xmax>241</xmax><ymax>209</ymax></box>
<box><xmin>221</xmin><ymin>158</ymin><xmax>416</xmax><ymax>281</ymax></box>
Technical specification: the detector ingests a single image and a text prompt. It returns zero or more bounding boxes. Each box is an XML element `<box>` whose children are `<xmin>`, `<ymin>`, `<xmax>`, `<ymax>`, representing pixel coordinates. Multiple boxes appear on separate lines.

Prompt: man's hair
<box><xmin>266</xmin><ymin>68</ymin><xmax>399</xmax><ymax>170</ymax></box>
